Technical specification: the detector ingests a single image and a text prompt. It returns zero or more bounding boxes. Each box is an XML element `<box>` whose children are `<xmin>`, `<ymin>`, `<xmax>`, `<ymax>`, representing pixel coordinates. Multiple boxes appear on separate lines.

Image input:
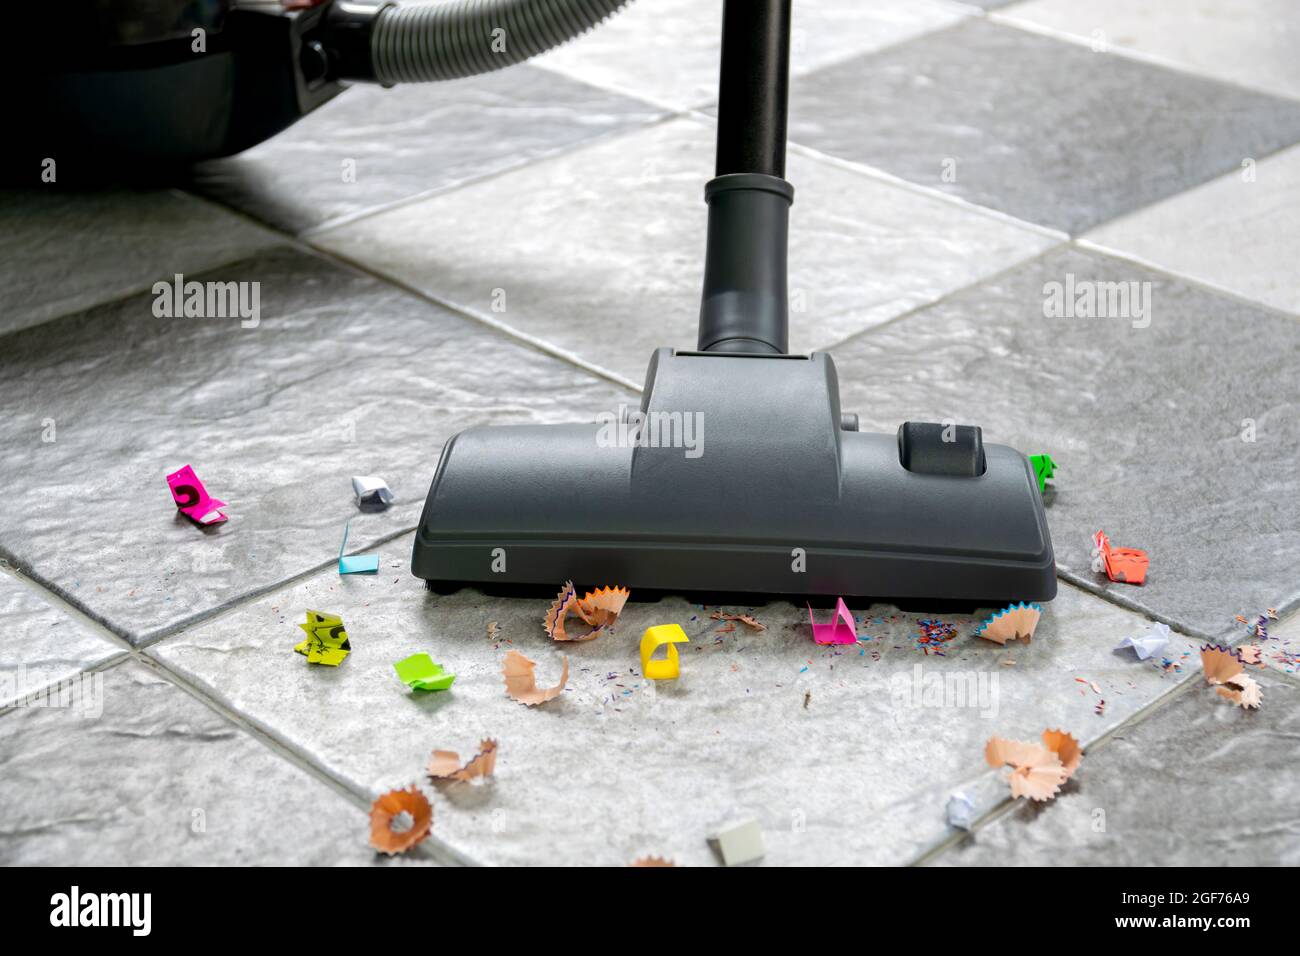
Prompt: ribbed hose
<box><xmin>371</xmin><ymin>0</ymin><xmax>631</xmax><ymax>84</ymax></box>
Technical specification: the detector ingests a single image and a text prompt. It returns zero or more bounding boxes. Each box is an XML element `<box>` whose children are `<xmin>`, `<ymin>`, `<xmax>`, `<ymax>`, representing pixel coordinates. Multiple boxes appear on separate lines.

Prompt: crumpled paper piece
<box><xmin>427</xmin><ymin>738</ymin><xmax>497</xmax><ymax>782</ymax></box>
<box><xmin>986</xmin><ymin>729</ymin><xmax>1082</xmax><ymax>802</ymax></box>
<box><xmin>1114</xmin><ymin>621</ymin><xmax>1171</xmax><ymax>660</ymax></box>
<box><xmin>946</xmin><ymin>792</ymin><xmax>976</xmax><ymax>830</ymax></box>
<box><xmin>630</xmin><ymin>856</ymin><xmax>676</xmax><ymax>867</ymax></box>
<box><xmin>1200</xmin><ymin>644</ymin><xmax>1262</xmax><ymax>710</ymax></box>
<box><xmin>712</xmin><ymin>610</ymin><xmax>766</xmax><ymax>632</ymax></box>
<box><xmin>369</xmin><ymin>786</ymin><xmax>433</xmax><ymax>855</ymax></box>
<box><xmin>544</xmin><ymin>581</ymin><xmax>630</xmax><ymax>641</ymax></box>
<box><xmin>503</xmin><ymin>649</ymin><xmax>569</xmax><ymax>706</ymax></box>
<box><xmin>974</xmin><ymin>602</ymin><xmax>1041</xmax><ymax>645</ymax></box>
<box><xmin>393</xmin><ymin>652</ymin><xmax>456</xmax><ymax>691</ymax></box>
<box><xmin>166</xmin><ymin>464</ymin><xmax>228</xmax><ymax>525</ymax></box>
<box><xmin>1091</xmin><ymin>529</ymin><xmax>1149</xmax><ymax>585</ymax></box>
<box><xmin>351</xmin><ymin>475</ymin><xmax>394</xmax><ymax>510</ymax></box>
<box><xmin>294</xmin><ymin>610</ymin><xmax>351</xmax><ymax>666</ymax></box>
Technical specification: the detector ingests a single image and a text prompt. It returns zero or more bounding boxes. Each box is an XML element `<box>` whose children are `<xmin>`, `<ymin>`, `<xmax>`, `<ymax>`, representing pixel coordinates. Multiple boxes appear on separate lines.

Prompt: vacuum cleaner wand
<box><xmin>412</xmin><ymin>0</ymin><xmax>1057</xmax><ymax>604</ymax></box>
<box><xmin>699</xmin><ymin>0</ymin><xmax>792</xmax><ymax>355</ymax></box>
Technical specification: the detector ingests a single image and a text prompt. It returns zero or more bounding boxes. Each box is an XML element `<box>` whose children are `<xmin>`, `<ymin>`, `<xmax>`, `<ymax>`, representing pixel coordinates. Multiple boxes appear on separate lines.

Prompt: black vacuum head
<box><xmin>412</xmin><ymin>348</ymin><xmax>1056</xmax><ymax>605</ymax></box>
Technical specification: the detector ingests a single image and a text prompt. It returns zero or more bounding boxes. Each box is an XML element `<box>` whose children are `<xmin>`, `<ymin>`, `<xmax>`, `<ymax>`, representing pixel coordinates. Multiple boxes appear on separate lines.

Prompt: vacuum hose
<box><xmin>368</xmin><ymin>0</ymin><xmax>631</xmax><ymax>84</ymax></box>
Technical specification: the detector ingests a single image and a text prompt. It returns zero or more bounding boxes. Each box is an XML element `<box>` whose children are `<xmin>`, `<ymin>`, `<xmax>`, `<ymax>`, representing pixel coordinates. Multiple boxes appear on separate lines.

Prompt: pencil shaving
<box><xmin>544</xmin><ymin>581</ymin><xmax>629</xmax><ymax>641</ymax></box>
<box><xmin>503</xmin><ymin>650</ymin><xmax>569</xmax><ymax>705</ymax></box>
<box><xmin>986</xmin><ymin>729</ymin><xmax>1082</xmax><ymax>803</ymax></box>
<box><xmin>368</xmin><ymin>786</ymin><xmax>432</xmax><ymax>855</ymax></box>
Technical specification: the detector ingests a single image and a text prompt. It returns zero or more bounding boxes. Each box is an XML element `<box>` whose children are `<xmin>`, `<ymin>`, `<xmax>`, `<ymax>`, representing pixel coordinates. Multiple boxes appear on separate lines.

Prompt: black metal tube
<box><xmin>698</xmin><ymin>0</ymin><xmax>794</xmax><ymax>354</ymax></box>
<box><xmin>714</xmin><ymin>0</ymin><xmax>791</xmax><ymax>177</ymax></box>
<box><xmin>697</xmin><ymin>174</ymin><xmax>792</xmax><ymax>354</ymax></box>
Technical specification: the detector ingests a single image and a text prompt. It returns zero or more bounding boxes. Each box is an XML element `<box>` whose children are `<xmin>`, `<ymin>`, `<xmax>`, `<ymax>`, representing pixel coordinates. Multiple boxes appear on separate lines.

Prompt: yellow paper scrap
<box><xmin>294</xmin><ymin>610</ymin><xmax>351</xmax><ymax>666</ymax></box>
<box><xmin>640</xmin><ymin>624</ymin><xmax>690</xmax><ymax>681</ymax></box>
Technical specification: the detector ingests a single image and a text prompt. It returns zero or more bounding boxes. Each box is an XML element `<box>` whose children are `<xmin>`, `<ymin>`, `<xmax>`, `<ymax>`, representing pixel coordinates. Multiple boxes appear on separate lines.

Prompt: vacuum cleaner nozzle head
<box><xmin>412</xmin><ymin>348</ymin><xmax>1056</xmax><ymax>604</ymax></box>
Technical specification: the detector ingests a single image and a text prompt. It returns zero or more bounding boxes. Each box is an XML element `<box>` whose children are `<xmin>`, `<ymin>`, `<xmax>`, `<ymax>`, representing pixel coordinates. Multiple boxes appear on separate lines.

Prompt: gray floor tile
<box><xmin>830</xmin><ymin>244</ymin><xmax>1300</xmax><ymax>640</ymax></box>
<box><xmin>314</xmin><ymin>117</ymin><xmax>1058</xmax><ymax>385</ymax></box>
<box><xmin>0</xmin><ymin>659</ymin><xmax>435</xmax><ymax>865</ymax></box>
<box><xmin>0</xmin><ymin>569</ymin><xmax>124</xmax><ymax>711</ymax></box>
<box><xmin>0</xmin><ymin>247</ymin><xmax>634</xmax><ymax>644</ymax></box>
<box><xmin>1083</xmin><ymin>143</ymin><xmax>1300</xmax><ymax>316</ymax></box>
<box><xmin>1002</xmin><ymin>0</ymin><xmax>1300</xmax><ymax>100</ymax></box>
<box><xmin>787</xmin><ymin>19</ymin><xmax>1300</xmax><ymax>233</ymax></box>
<box><xmin>929</xmin><ymin>672</ymin><xmax>1300</xmax><ymax>865</ymax></box>
<box><xmin>537</xmin><ymin>0</ymin><xmax>969</xmax><ymax>109</ymax></box>
<box><xmin>187</xmin><ymin>65</ymin><xmax>662</xmax><ymax>235</ymax></box>
<box><xmin>151</xmin><ymin>551</ymin><xmax>1195</xmax><ymax>866</ymax></box>
<box><xmin>0</xmin><ymin>188</ymin><xmax>283</xmax><ymax>336</ymax></box>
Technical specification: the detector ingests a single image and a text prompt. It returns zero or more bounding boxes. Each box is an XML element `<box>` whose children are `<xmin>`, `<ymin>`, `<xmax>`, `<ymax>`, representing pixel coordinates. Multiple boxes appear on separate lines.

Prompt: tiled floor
<box><xmin>2</xmin><ymin>1</ymin><xmax>1297</xmax><ymax>866</ymax></box>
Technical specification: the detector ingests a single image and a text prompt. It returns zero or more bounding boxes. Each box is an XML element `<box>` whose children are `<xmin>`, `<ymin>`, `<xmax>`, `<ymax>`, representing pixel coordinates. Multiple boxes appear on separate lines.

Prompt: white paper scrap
<box><xmin>946</xmin><ymin>792</ymin><xmax>976</xmax><ymax>830</ymax></box>
<box><xmin>713</xmin><ymin>818</ymin><xmax>765</xmax><ymax>866</ymax></box>
<box><xmin>351</xmin><ymin>475</ymin><xmax>394</xmax><ymax>509</ymax></box>
<box><xmin>1114</xmin><ymin>621</ymin><xmax>1171</xmax><ymax>661</ymax></box>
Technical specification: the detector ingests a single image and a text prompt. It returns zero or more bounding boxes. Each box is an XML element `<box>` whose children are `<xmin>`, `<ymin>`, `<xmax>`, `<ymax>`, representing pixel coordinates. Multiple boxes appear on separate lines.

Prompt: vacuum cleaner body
<box><xmin>413</xmin><ymin>348</ymin><xmax>1056</xmax><ymax>602</ymax></box>
<box><xmin>10</xmin><ymin>0</ymin><xmax>344</xmax><ymax>173</ymax></box>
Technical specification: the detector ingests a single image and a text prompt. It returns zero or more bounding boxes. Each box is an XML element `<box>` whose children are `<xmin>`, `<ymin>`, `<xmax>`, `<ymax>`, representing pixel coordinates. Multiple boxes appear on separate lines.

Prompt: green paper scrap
<box><xmin>1029</xmin><ymin>454</ymin><xmax>1057</xmax><ymax>494</ymax></box>
<box><xmin>394</xmin><ymin>652</ymin><xmax>456</xmax><ymax>692</ymax></box>
<box><xmin>339</xmin><ymin>518</ymin><xmax>379</xmax><ymax>575</ymax></box>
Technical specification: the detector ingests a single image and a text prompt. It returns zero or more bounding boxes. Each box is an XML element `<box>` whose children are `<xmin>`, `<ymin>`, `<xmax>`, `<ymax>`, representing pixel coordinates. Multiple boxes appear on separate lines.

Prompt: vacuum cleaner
<box><xmin>410</xmin><ymin>1</ymin><xmax>1057</xmax><ymax>604</ymax></box>
<box><xmin>18</xmin><ymin>0</ymin><xmax>1054</xmax><ymax>604</ymax></box>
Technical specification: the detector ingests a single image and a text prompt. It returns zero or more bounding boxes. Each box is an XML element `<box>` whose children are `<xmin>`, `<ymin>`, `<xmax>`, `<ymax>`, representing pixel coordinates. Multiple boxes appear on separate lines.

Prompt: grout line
<box><xmin>1055</xmin><ymin>567</ymin><xmax>1224</xmax><ymax>643</ymax></box>
<box><xmin>784</xmin><ymin>139</ymin><xmax>1069</xmax><ymax>242</ymax></box>
<box><xmin>301</xmin><ymin>107</ymin><xmax>680</xmax><ymax>237</ymax></box>
<box><xmin>527</xmin><ymin>61</ymin><xmax>699</xmax><ymax>117</ymax></box>
<box><xmin>911</xmin><ymin>669</ymin><xmax>1202</xmax><ymax>866</ymax></box>
<box><xmin>0</xmin><ymin>562</ymin><xmax>135</xmax><ymax>654</ymax></box>
<box><xmin>1074</xmin><ymin>236</ymin><xmax>1300</xmax><ymax>323</ymax></box>
<box><xmin>815</xmin><ymin>240</ymin><xmax>1067</xmax><ymax>354</ymax></box>
<box><xmin>989</xmin><ymin>11</ymin><xmax>1300</xmax><ymax>105</ymax></box>
<box><xmin>0</xmin><ymin>189</ymin><xmax>288</xmax><ymax>337</ymax></box>
<box><xmin>132</xmin><ymin>651</ymin><xmax>476</xmax><ymax>866</ymax></box>
<box><xmin>302</xmin><ymin>240</ymin><xmax>647</xmax><ymax>394</ymax></box>
<box><xmin>0</xmin><ymin>653</ymin><xmax>132</xmax><ymax>721</ymax></box>
<box><xmin>177</xmin><ymin>187</ymin><xmax>648</xmax><ymax>396</ymax></box>
<box><xmin>133</xmin><ymin>524</ymin><xmax>420</xmax><ymax>651</ymax></box>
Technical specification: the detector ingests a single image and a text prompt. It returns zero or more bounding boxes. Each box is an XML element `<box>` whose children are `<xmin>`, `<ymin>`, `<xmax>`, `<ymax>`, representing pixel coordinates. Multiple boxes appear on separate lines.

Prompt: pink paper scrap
<box><xmin>166</xmin><ymin>464</ymin><xmax>228</xmax><ymax>526</ymax></box>
<box><xmin>808</xmin><ymin>598</ymin><xmax>857</xmax><ymax>645</ymax></box>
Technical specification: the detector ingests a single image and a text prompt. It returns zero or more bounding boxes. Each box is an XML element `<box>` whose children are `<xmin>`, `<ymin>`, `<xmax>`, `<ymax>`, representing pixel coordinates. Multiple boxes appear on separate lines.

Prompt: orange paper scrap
<box><xmin>974</xmin><ymin>602</ymin><xmax>1042</xmax><ymax>645</ymax></box>
<box><xmin>1200</xmin><ymin>644</ymin><xmax>1263</xmax><ymax>710</ymax></box>
<box><xmin>630</xmin><ymin>856</ymin><xmax>677</xmax><ymax>867</ymax></box>
<box><xmin>368</xmin><ymin>786</ymin><xmax>433</xmax><ymax>855</ymax></box>
<box><xmin>1091</xmin><ymin>530</ymin><xmax>1149</xmax><ymax>585</ymax></box>
<box><xmin>985</xmin><ymin>729</ymin><xmax>1082</xmax><ymax>802</ymax></box>
<box><xmin>503</xmin><ymin>649</ymin><xmax>569</xmax><ymax>706</ymax></box>
<box><xmin>544</xmin><ymin>581</ymin><xmax>630</xmax><ymax>641</ymax></box>
<box><xmin>427</xmin><ymin>738</ymin><xmax>498</xmax><ymax>782</ymax></box>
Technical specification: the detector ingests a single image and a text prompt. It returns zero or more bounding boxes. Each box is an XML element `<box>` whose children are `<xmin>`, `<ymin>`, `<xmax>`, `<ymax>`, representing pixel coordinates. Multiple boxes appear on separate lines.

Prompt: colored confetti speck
<box><xmin>914</xmin><ymin>619</ymin><xmax>958</xmax><ymax>655</ymax></box>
